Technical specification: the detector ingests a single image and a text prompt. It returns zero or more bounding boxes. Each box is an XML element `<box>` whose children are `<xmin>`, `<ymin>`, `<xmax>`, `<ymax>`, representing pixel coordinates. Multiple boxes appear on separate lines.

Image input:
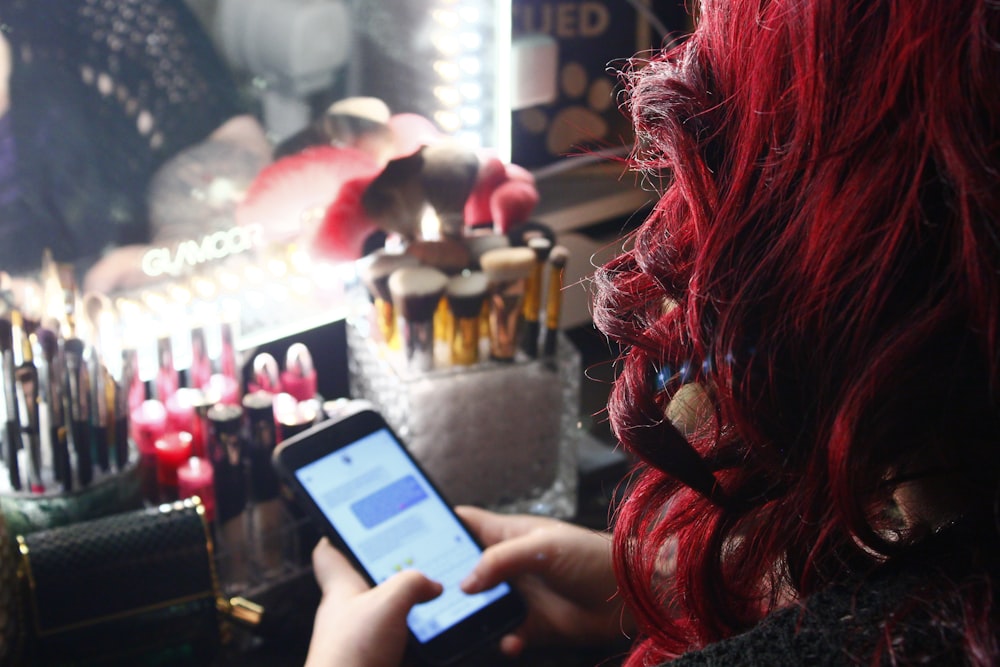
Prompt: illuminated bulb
<box><xmin>243</xmin><ymin>264</ymin><xmax>266</xmax><ymax>285</ymax></box>
<box><xmin>459</xmin><ymin>57</ymin><xmax>481</xmax><ymax>75</ymax></box>
<box><xmin>459</xmin><ymin>82</ymin><xmax>482</xmax><ymax>100</ymax></box>
<box><xmin>217</xmin><ymin>270</ymin><xmax>241</xmax><ymax>292</ymax></box>
<box><xmin>431</xmin><ymin>33</ymin><xmax>461</xmax><ymax>56</ymax></box>
<box><xmin>434</xmin><ymin>110</ymin><xmax>462</xmax><ymax>133</ymax></box>
<box><xmin>459</xmin><ymin>106</ymin><xmax>483</xmax><ymax>125</ymax></box>
<box><xmin>434</xmin><ymin>85</ymin><xmax>463</xmax><ymax>107</ymax></box>
<box><xmin>191</xmin><ymin>277</ymin><xmax>217</xmax><ymax>301</ymax></box>
<box><xmin>431</xmin><ymin>8</ymin><xmax>460</xmax><ymax>28</ymax></box>
<box><xmin>289</xmin><ymin>275</ymin><xmax>312</xmax><ymax>296</ymax></box>
<box><xmin>433</xmin><ymin>60</ymin><xmax>461</xmax><ymax>81</ymax></box>
<box><xmin>459</xmin><ymin>31</ymin><xmax>482</xmax><ymax>50</ymax></box>
<box><xmin>420</xmin><ymin>206</ymin><xmax>442</xmax><ymax>241</ymax></box>
<box><xmin>267</xmin><ymin>258</ymin><xmax>288</xmax><ymax>278</ymax></box>
<box><xmin>458</xmin><ymin>7</ymin><xmax>480</xmax><ymax>23</ymax></box>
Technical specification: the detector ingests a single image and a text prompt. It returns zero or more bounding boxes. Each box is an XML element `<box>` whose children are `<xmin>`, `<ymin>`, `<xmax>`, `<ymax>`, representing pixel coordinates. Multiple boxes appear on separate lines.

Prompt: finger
<box><xmin>499</xmin><ymin>633</ymin><xmax>526</xmax><ymax>658</ymax></box>
<box><xmin>372</xmin><ymin>569</ymin><xmax>444</xmax><ymax>619</ymax></box>
<box><xmin>461</xmin><ymin>530</ymin><xmax>559</xmax><ymax>593</ymax></box>
<box><xmin>312</xmin><ymin>538</ymin><xmax>369</xmax><ymax>597</ymax></box>
<box><xmin>455</xmin><ymin>506</ymin><xmax>550</xmax><ymax>547</ymax></box>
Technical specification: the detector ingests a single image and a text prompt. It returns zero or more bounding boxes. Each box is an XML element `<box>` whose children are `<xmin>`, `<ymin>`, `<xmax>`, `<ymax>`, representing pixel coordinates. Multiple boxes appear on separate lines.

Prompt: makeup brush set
<box><xmin>347</xmin><ymin>228</ymin><xmax>579</xmax><ymax>516</ymax></box>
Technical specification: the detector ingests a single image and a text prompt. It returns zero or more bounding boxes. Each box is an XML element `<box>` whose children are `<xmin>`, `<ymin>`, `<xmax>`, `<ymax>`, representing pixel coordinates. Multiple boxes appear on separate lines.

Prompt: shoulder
<box><xmin>664</xmin><ymin>565</ymin><xmax>967</xmax><ymax>666</ymax></box>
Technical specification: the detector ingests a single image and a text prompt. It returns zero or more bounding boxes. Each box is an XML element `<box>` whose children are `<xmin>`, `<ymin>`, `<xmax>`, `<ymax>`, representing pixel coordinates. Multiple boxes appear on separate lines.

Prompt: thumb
<box><xmin>372</xmin><ymin>569</ymin><xmax>443</xmax><ymax>618</ymax></box>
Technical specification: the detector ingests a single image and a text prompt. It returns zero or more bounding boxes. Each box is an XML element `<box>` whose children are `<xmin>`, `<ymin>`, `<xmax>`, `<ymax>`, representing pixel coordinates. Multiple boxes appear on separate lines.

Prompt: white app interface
<box><xmin>295</xmin><ymin>428</ymin><xmax>510</xmax><ymax>642</ymax></box>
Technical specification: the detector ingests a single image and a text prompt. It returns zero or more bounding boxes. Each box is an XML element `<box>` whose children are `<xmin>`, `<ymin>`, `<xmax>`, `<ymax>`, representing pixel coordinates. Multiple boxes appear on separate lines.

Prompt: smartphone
<box><xmin>272</xmin><ymin>403</ymin><xmax>526</xmax><ymax>665</ymax></box>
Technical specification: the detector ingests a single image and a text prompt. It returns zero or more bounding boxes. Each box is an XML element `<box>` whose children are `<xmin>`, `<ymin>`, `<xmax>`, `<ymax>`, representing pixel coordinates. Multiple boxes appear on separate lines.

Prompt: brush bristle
<box><xmin>479</xmin><ymin>247</ymin><xmax>536</xmax><ymax>282</ymax></box>
<box><xmin>388</xmin><ymin>266</ymin><xmax>449</xmax><ymax>299</ymax></box>
<box><xmin>420</xmin><ymin>142</ymin><xmax>480</xmax><ymax>214</ymax></box>
<box><xmin>446</xmin><ymin>272</ymin><xmax>489</xmax><ymax>318</ymax></box>
<box><xmin>388</xmin><ymin>266</ymin><xmax>449</xmax><ymax>321</ymax></box>
<box><xmin>405</xmin><ymin>239</ymin><xmax>471</xmax><ymax>275</ymax></box>
<box><xmin>548</xmin><ymin>245</ymin><xmax>569</xmax><ymax>269</ymax></box>
<box><xmin>360</xmin><ymin>252</ymin><xmax>420</xmax><ymax>301</ymax></box>
<box><xmin>527</xmin><ymin>236</ymin><xmax>553</xmax><ymax>262</ymax></box>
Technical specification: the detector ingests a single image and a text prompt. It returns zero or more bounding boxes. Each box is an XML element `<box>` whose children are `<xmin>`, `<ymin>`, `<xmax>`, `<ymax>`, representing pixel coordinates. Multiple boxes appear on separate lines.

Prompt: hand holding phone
<box><xmin>273</xmin><ymin>403</ymin><xmax>526</xmax><ymax>666</ymax></box>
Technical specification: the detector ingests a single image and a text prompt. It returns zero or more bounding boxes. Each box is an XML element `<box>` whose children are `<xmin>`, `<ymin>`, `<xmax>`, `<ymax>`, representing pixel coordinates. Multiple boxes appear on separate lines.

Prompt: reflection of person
<box><xmin>0</xmin><ymin>0</ymin><xmax>270</xmax><ymax>289</ymax></box>
<box><xmin>304</xmin><ymin>1</ymin><xmax>1000</xmax><ymax>665</ymax></box>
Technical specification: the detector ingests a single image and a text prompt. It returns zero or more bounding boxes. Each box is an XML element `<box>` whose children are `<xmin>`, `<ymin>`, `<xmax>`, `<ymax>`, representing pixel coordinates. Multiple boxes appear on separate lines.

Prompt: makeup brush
<box><xmin>358</xmin><ymin>251</ymin><xmax>420</xmax><ymax>345</ymax></box>
<box><xmin>420</xmin><ymin>142</ymin><xmax>480</xmax><ymax>238</ymax></box>
<box><xmin>361</xmin><ymin>151</ymin><xmax>427</xmax><ymax>241</ymax></box>
<box><xmin>462</xmin><ymin>232</ymin><xmax>510</xmax><ymax>270</ymax></box>
<box><xmin>388</xmin><ymin>266</ymin><xmax>449</xmax><ymax>372</ymax></box>
<box><xmin>542</xmin><ymin>245</ymin><xmax>569</xmax><ymax>359</ymax></box>
<box><xmin>34</xmin><ymin>327</ymin><xmax>71</xmax><ymax>490</ymax></box>
<box><xmin>11</xmin><ymin>311</ymin><xmax>42</xmax><ymax>492</ymax></box>
<box><xmin>86</xmin><ymin>344</ymin><xmax>111</xmax><ymax>473</ymax></box>
<box><xmin>322</xmin><ymin>96</ymin><xmax>395</xmax><ymax>161</ymax></box>
<box><xmin>404</xmin><ymin>239</ymin><xmax>472</xmax><ymax>276</ymax></box>
<box><xmin>445</xmin><ymin>272</ymin><xmax>489</xmax><ymax>366</ymax></box>
<box><xmin>63</xmin><ymin>337</ymin><xmax>92</xmax><ymax>487</ymax></box>
<box><xmin>519</xmin><ymin>236</ymin><xmax>553</xmax><ymax>358</ymax></box>
<box><xmin>0</xmin><ymin>317</ymin><xmax>22</xmax><ymax>490</ymax></box>
<box><xmin>479</xmin><ymin>246</ymin><xmax>537</xmax><ymax>361</ymax></box>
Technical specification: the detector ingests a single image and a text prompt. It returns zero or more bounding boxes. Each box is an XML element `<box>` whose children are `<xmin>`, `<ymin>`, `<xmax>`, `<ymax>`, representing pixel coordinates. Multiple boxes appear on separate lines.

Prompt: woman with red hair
<box><xmin>305</xmin><ymin>1</ymin><xmax>1000</xmax><ymax>665</ymax></box>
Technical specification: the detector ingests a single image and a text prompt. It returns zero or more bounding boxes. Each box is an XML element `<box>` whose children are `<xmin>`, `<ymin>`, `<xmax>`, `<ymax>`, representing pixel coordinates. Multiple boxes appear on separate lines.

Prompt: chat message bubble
<box><xmin>351</xmin><ymin>475</ymin><xmax>428</xmax><ymax>529</ymax></box>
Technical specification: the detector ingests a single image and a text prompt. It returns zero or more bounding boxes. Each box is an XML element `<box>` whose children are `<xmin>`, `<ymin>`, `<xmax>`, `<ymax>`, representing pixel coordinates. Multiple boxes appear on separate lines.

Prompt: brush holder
<box><xmin>346</xmin><ymin>313</ymin><xmax>580</xmax><ymax>518</ymax></box>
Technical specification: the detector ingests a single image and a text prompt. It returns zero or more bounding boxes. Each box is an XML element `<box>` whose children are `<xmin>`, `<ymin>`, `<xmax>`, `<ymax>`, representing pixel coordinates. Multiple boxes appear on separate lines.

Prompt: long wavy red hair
<box><xmin>594</xmin><ymin>1</ymin><xmax>1000</xmax><ymax>663</ymax></box>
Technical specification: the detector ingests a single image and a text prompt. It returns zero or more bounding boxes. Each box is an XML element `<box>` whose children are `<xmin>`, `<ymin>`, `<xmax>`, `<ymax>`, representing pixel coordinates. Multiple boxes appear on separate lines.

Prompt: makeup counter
<box><xmin>0</xmin><ymin>154</ymin><xmax>643</xmax><ymax>666</ymax></box>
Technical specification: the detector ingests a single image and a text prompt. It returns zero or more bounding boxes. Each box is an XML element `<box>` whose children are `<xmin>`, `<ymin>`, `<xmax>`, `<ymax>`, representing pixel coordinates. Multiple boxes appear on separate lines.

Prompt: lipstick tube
<box><xmin>155</xmin><ymin>335</ymin><xmax>179</xmax><ymax>403</ymax></box>
<box><xmin>250</xmin><ymin>353</ymin><xmax>280</xmax><ymax>394</ymax></box>
<box><xmin>281</xmin><ymin>343</ymin><xmax>316</xmax><ymax>402</ymax></box>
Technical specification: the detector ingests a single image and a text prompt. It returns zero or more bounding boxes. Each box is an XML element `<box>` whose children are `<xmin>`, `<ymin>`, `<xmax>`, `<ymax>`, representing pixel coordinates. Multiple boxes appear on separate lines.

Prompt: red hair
<box><xmin>594</xmin><ymin>1</ymin><xmax>1000</xmax><ymax>663</ymax></box>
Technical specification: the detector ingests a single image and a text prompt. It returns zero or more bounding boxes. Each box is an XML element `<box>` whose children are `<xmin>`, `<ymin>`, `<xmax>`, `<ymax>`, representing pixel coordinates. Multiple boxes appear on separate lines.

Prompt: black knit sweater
<box><xmin>0</xmin><ymin>0</ymin><xmax>247</xmax><ymax>275</ymax></box>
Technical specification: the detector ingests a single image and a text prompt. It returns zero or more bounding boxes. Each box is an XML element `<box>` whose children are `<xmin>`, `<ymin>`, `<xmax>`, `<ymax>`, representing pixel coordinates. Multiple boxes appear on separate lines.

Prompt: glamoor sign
<box><xmin>141</xmin><ymin>225</ymin><xmax>263</xmax><ymax>278</ymax></box>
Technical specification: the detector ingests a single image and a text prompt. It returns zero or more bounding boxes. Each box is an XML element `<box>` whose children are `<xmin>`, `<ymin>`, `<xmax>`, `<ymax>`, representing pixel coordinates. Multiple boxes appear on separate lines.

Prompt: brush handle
<box><xmin>4</xmin><ymin>420</ymin><xmax>21</xmax><ymax>491</ymax></box>
<box><xmin>72</xmin><ymin>419</ymin><xmax>92</xmax><ymax>487</ymax></box>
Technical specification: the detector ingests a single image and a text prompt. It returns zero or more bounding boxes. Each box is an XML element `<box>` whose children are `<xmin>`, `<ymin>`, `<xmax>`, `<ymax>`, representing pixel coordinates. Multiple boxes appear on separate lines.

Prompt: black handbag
<box><xmin>16</xmin><ymin>497</ymin><xmax>261</xmax><ymax>666</ymax></box>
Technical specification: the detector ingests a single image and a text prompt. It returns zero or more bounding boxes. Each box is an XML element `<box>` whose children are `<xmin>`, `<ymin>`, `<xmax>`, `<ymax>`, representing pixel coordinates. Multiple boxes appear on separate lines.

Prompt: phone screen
<box><xmin>294</xmin><ymin>427</ymin><xmax>511</xmax><ymax>643</ymax></box>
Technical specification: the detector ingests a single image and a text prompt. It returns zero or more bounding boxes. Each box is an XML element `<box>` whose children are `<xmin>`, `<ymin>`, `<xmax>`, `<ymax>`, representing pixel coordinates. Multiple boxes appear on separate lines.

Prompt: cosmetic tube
<box><xmin>207</xmin><ymin>403</ymin><xmax>249</xmax><ymax>591</ymax></box>
<box><xmin>243</xmin><ymin>390</ymin><xmax>285</xmax><ymax>578</ymax></box>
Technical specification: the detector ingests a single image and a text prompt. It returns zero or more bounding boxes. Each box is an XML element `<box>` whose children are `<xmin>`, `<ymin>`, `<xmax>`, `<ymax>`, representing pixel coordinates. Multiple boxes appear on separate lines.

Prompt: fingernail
<box><xmin>460</xmin><ymin>572</ymin><xmax>479</xmax><ymax>592</ymax></box>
